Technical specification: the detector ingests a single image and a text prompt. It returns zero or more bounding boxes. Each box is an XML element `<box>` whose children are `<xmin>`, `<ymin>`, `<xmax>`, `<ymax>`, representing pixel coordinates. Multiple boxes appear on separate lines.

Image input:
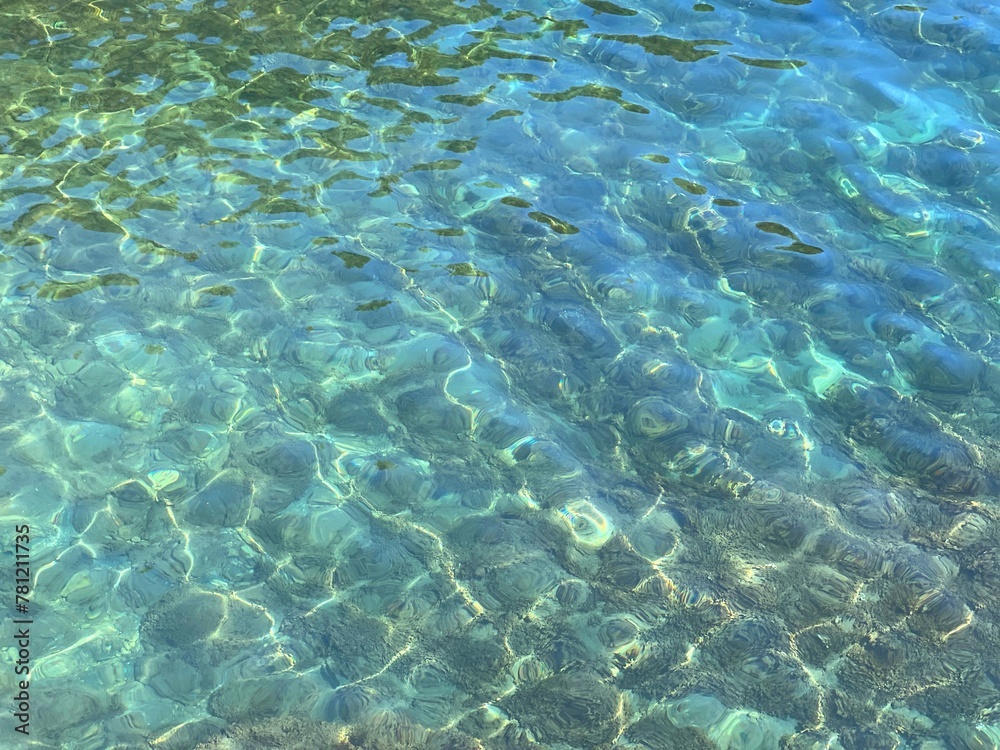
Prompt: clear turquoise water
<box><xmin>1</xmin><ymin>0</ymin><xmax>1000</xmax><ymax>748</ymax></box>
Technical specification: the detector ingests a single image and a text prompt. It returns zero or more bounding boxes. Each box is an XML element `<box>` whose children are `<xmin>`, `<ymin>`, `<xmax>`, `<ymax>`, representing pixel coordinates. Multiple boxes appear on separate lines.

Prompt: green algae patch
<box><xmin>779</xmin><ymin>241</ymin><xmax>824</xmax><ymax>255</ymax></box>
<box><xmin>329</xmin><ymin>169</ymin><xmax>376</xmax><ymax>183</ymax></box>
<box><xmin>411</xmin><ymin>159</ymin><xmax>462</xmax><ymax>171</ymax></box>
<box><xmin>447</xmin><ymin>263</ymin><xmax>489</xmax><ymax>277</ymax></box>
<box><xmin>488</xmin><ymin>109</ymin><xmax>523</xmax><ymax>121</ymax></box>
<box><xmin>199</xmin><ymin>285</ymin><xmax>236</xmax><ymax>297</ymax></box>
<box><xmin>367</xmin><ymin>67</ymin><xmax>461</xmax><ymax>88</ymax></box>
<box><xmin>581</xmin><ymin>0</ymin><xmax>638</xmax><ymax>15</ymax></box>
<box><xmin>437</xmin><ymin>139</ymin><xmax>478</xmax><ymax>153</ymax></box>
<box><xmin>595</xmin><ymin>33</ymin><xmax>728</xmax><ymax>63</ymax></box>
<box><xmin>755</xmin><ymin>222</ymin><xmax>824</xmax><ymax>254</ymax></box>
<box><xmin>732</xmin><ymin>55</ymin><xmax>806</xmax><ymax>69</ymax></box>
<box><xmin>501</xmin><ymin>197</ymin><xmax>533</xmax><ymax>208</ymax></box>
<box><xmin>311</xmin><ymin>237</ymin><xmax>340</xmax><ymax>247</ymax></box>
<box><xmin>356</xmin><ymin>299</ymin><xmax>391</xmax><ymax>312</ymax></box>
<box><xmin>537</xmin><ymin>17</ymin><xmax>588</xmax><ymax>37</ymax></box>
<box><xmin>529</xmin><ymin>211</ymin><xmax>580</xmax><ymax>234</ymax></box>
<box><xmin>533</xmin><ymin>83</ymin><xmax>622</xmax><ymax>104</ymax></box>
<box><xmin>673</xmin><ymin>177</ymin><xmax>708</xmax><ymax>195</ymax></box>
<box><xmin>333</xmin><ymin>250</ymin><xmax>372</xmax><ymax>268</ymax></box>
<box><xmin>369</xmin><ymin>174</ymin><xmax>401</xmax><ymax>198</ymax></box>
<box><xmin>437</xmin><ymin>88</ymin><xmax>494</xmax><ymax>106</ymax></box>
<box><xmin>344</xmin><ymin>92</ymin><xmax>435</xmax><ymax>123</ymax></box>
<box><xmin>38</xmin><ymin>273</ymin><xmax>139</xmax><ymax>300</ymax></box>
<box><xmin>756</xmin><ymin>221</ymin><xmax>798</xmax><ymax>239</ymax></box>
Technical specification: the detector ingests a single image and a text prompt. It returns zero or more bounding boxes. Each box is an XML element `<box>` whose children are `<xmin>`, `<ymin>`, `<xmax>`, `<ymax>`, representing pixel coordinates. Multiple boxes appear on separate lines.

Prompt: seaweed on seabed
<box><xmin>422</xmin><ymin>620</ymin><xmax>513</xmax><ymax>697</ymax></box>
<box><xmin>624</xmin><ymin>707</ymin><xmax>716</xmax><ymax>750</ymax></box>
<box><xmin>499</xmin><ymin>670</ymin><xmax>626</xmax><ymax>747</ymax></box>
<box><xmin>193</xmin><ymin>716</ymin><xmax>356</xmax><ymax>749</ymax></box>
<box><xmin>348</xmin><ymin>710</ymin><xmax>484</xmax><ymax>749</ymax></box>
<box><xmin>279</xmin><ymin>605</ymin><xmax>404</xmax><ymax>683</ymax></box>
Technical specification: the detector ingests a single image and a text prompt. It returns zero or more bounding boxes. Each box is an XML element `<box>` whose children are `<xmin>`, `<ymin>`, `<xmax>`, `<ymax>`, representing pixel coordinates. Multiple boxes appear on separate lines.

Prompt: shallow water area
<box><xmin>2</xmin><ymin>0</ymin><xmax>1000</xmax><ymax>748</ymax></box>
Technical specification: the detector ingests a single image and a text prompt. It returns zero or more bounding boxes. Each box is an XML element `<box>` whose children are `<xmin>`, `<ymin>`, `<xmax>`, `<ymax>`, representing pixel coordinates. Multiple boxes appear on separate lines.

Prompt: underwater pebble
<box><xmin>555</xmin><ymin>500</ymin><xmax>614</xmax><ymax>551</ymax></box>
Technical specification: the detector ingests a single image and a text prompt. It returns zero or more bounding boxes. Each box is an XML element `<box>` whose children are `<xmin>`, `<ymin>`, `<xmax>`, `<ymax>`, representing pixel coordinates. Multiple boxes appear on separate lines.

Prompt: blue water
<box><xmin>1</xmin><ymin>0</ymin><xmax>1000</xmax><ymax>747</ymax></box>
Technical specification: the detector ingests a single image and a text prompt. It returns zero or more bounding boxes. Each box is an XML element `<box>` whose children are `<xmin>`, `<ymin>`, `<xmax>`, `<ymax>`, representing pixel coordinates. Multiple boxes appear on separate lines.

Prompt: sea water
<box><xmin>1</xmin><ymin>0</ymin><xmax>1000</xmax><ymax>748</ymax></box>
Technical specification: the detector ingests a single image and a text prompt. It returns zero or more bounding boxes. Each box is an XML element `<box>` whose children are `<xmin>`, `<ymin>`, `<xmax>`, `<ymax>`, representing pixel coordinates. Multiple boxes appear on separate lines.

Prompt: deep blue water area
<box><xmin>2</xmin><ymin>0</ymin><xmax>1000</xmax><ymax>747</ymax></box>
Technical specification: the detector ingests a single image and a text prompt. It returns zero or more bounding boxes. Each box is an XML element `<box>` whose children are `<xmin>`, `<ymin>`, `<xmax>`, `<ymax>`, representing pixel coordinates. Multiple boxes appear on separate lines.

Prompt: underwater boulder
<box><xmin>897</xmin><ymin>341</ymin><xmax>983</xmax><ymax>401</ymax></box>
<box><xmin>179</xmin><ymin>473</ymin><xmax>251</xmax><ymax>527</ymax></box>
<box><xmin>142</xmin><ymin>586</ymin><xmax>227</xmax><ymax>648</ymax></box>
<box><xmin>206</xmin><ymin>675</ymin><xmax>320</xmax><ymax>723</ymax></box>
<box><xmin>501</xmin><ymin>671</ymin><xmax>624</xmax><ymax>746</ymax></box>
<box><xmin>193</xmin><ymin>716</ymin><xmax>352</xmax><ymax>749</ymax></box>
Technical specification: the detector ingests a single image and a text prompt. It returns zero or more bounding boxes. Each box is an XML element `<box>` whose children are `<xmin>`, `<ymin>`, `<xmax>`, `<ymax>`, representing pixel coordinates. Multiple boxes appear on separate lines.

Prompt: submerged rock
<box><xmin>501</xmin><ymin>671</ymin><xmax>625</xmax><ymax>746</ymax></box>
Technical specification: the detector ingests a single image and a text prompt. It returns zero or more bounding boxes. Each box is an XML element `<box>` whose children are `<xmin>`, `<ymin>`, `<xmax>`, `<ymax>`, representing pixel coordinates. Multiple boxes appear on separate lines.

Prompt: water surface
<box><xmin>2</xmin><ymin>0</ymin><xmax>1000</xmax><ymax>747</ymax></box>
